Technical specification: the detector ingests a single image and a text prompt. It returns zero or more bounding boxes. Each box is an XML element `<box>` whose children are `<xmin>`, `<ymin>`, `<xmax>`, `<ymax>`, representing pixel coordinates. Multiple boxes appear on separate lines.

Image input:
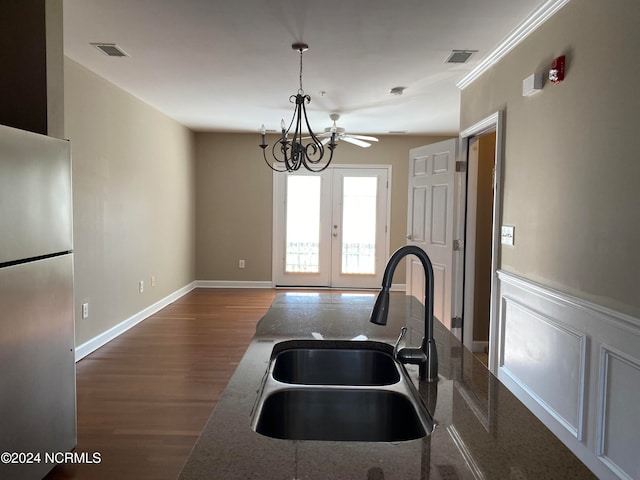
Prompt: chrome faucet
<box><xmin>370</xmin><ymin>245</ymin><xmax>438</xmax><ymax>383</ymax></box>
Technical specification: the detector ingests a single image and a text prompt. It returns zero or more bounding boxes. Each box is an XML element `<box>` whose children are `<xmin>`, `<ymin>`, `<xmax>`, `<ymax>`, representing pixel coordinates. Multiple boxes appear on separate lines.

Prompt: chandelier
<box><xmin>260</xmin><ymin>43</ymin><xmax>337</xmax><ymax>172</ymax></box>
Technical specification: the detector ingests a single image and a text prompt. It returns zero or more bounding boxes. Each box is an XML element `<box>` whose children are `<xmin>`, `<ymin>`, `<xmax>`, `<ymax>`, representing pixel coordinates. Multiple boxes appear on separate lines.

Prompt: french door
<box><xmin>273</xmin><ymin>166</ymin><xmax>390</xmax><ymax>288</ymax></box>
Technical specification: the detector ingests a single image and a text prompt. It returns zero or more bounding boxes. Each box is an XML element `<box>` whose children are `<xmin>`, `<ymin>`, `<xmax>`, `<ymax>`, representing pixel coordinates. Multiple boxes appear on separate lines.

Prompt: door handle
<box><xmin>406</xmin><ymin>234</ymin><xmax>412</xmax><ymax>240</ymax></box>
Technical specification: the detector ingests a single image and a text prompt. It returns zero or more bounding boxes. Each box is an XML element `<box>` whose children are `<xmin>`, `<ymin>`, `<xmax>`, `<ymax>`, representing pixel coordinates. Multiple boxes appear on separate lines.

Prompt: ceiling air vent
<box><xmin>445</xmin><ymin>50</ymin><xmax>477</xmax><ymax>64</ymax></box>
<box><xmin>91</xmin><ymin>43</ymin><xmax>128</xmax><ymax>58</ymax></box>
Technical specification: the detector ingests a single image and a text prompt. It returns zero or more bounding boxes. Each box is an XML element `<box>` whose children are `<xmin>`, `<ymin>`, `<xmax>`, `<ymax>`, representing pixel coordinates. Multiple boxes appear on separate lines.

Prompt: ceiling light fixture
<box><xmin>260</xmin><ymin>43</ymin><xmax>336</xmax><ymax>172</ymax></box>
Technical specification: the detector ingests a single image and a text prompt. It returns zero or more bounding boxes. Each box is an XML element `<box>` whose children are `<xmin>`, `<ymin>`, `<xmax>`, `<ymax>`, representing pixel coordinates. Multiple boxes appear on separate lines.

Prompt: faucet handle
<box><xmin>394</xmin><ymin>327</ymin><xmax>407</xmax><ymax>359</ymax></box>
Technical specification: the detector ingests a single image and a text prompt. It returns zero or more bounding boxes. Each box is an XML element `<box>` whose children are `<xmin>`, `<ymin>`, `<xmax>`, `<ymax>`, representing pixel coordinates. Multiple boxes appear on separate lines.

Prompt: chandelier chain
<box><xmin>298</xmin><ymin>49</ymin><xmax>304</xmax><ymax>95</ymax></box>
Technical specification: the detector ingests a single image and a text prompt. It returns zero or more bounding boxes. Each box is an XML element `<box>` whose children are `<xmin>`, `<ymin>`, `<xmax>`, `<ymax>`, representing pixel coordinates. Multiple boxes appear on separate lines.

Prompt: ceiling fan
<box><xmin>319</xmin><ymin>113</ymin><xmax>379</xmax><ymax>148</ymax></box>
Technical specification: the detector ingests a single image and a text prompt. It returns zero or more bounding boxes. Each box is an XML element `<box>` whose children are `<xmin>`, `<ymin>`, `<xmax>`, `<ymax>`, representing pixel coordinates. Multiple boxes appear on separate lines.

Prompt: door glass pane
<box><xmin>286</xmin><ymin>176</ymin><xmax>321</xmax><ymax>273</ymax></box>
<box><xmin>342</xmin><ymin>177</ymin><xmax>377</xmax><ymax>274</ymax></box>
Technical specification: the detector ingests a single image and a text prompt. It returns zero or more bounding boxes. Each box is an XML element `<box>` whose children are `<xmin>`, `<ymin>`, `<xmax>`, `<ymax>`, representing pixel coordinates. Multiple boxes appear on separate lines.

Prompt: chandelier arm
<box><xmin>282</xmin><ymin>141</ymin><xmax>296</xmax><ymax>172</ymax></box>
<box><xmin>294</xmin><ymin>94</ymin><xmax>311</xmax><ymax>168</ymax></box>
<box><xmin>263</xmin><ymin>145</ymin><xmax>288</xmax><ymax>172</ymax></box>
<box><xmin>289</xmin><ymin>94</ymin><xmax>307</xmax><ymax>170</ymax></box>
<box><xmin>273</xmin><ymin>131</ymin><xmax>287</xmax><ymax>161</ymax></box>
<box><xmin>303</xmin><ymin>147</ymin><xmax>334</xmax><ymax>172</ymax></box>
<box><xmin>300</xmin><ymin>97</ymin><xmax>326</xmax><ymax>166</ymax></box>
<box><xmin>302</xmin><ymin>143</ymin><xmax>320</xmax><ymax>169</ymax></box>
<box><xmin>301</xmin><ymin>138</ymin><xmax>323</xmax><ymax>167</ymax></box>
<box><xmin>269</xmin><ymin>128</ymin><xmax>298</xmax><ymax>172</ymax></box>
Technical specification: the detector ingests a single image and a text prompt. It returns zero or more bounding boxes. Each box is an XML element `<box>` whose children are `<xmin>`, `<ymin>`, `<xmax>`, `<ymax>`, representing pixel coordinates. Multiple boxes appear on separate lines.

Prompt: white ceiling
<box><xmin>63</xmin><ymin>0</ymin><xmax>545</xmax><ymax>136</ymax></box>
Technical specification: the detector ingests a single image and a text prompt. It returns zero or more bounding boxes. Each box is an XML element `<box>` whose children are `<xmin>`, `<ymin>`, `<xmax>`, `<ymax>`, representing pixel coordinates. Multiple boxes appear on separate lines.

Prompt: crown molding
<box><xmin>457</xmin><ymin>0</ymin><xmax>570</xmax><ymax>90</ymax></box>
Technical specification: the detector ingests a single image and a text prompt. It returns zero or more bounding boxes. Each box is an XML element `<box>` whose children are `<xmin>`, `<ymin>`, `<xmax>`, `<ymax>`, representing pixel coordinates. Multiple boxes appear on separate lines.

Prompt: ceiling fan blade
<box><xmin>342</xmin><ymin>136</ymin><xmax>371</xmax><ymax>148</ymax></box>
<box><xmin>349</xmin><ymin>134</ymin><xmax>379</xmax><ymax>142</ymax></box>
<box><xmin>301</xmin><ymin>134</ymin><xmax>330</xmax><ymax>140</ymax></box>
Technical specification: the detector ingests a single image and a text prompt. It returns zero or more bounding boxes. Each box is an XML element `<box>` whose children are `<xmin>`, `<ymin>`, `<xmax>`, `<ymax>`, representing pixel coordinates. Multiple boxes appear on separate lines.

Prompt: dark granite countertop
<box><xmin>178</xmin><ymin>293</ymin><xmax>596</xmax><ymax>479</ymax></box>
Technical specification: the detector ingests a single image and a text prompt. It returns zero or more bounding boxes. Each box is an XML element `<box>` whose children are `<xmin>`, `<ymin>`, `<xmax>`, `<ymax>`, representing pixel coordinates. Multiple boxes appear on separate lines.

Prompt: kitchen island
<box><xmin>178</xmin><ymin>292</ymin><xmax>595</xmax><ymax>479</ymax></box>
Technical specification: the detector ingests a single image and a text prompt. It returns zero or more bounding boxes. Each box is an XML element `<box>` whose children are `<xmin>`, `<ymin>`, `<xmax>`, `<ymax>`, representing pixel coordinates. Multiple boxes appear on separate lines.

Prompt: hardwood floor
<box><xmin>45</xmin><ymin>288</ymin><xmax>280</xmax><ymax>480</ymax></box>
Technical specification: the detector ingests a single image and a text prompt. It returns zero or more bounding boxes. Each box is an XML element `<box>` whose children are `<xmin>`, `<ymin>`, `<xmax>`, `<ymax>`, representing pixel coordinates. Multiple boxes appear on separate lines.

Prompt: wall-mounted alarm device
<box><xmin>549</xmin><ymin>55</ymin><xmax>566</xmax><ymax>84</ymax></box>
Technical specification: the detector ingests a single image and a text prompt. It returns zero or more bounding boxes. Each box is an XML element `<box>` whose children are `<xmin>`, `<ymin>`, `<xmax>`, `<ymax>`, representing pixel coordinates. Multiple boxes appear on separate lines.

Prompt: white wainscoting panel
<box><xmin>495</xmin><ymin>270</ymin><xmax>640</xmax><ymax>480</ymax></box>
<box><xmin>597</xmin><ymin>346</ymin><xmax>640</xmax><ymax>480</ymax></box>
<box><xmin>500</xmin><ymin>296</ymin><xmax>586</xmax><ymax>439</ymax></box>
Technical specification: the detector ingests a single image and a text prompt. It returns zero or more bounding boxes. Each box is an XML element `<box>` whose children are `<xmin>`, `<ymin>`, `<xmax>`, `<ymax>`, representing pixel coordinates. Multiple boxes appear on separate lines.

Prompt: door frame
<box><xmin>271</xmin><ymin>164</ymin><xmax>392</xmax><ymax>288</ymax></box>
<box><xmin>459</xmin><ymin>110</ymin><xmax>504</xmax><ymax>374</ymax></box>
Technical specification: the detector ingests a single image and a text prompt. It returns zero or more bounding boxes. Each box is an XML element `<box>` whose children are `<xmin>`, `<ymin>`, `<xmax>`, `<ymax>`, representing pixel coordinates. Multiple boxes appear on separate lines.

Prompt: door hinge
<box><xmin>453</xmin><ymin>239</ymin><xmax>464</xmax><ymax>251</ymax></box>
<box><xmin>455</xmin><ymin>161</ymin><xmax>467</xmax><ymax>172</ymax></box>
<box><xmin>451</xmin><ymin>316</ymin><xmax>463</xmax><ymax>329</ymax></box>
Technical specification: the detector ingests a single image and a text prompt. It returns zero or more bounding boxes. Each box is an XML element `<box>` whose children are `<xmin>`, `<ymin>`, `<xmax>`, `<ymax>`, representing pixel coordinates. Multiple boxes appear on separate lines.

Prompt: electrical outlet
<box><xmin>139</xmin><ymin>280</ymin><xmax>144</xmax><ymax>293</ymax></box>
<box><xmin>82</xmin><ymin>302</ymin><xmax>89</xmax><ymax>319</ymax></box>
<box><xmin>151</xmin><ymin>275</ymin><xmax>156</xmax><ymax>287</ymax></box>
<box><xmin>239</xmin><ymin>259</ymin><xmax>245</xmax><ymax>269</ymax></box>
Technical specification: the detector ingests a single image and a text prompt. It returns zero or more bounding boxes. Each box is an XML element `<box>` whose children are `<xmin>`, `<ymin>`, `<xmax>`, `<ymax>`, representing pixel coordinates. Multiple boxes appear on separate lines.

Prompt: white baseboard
<box><xmin>472</xmin><ymin>341</ymin><xmax>488</xmax><ymax>353</ymax></box>
<box><xmin>74</xmin><ymin>282</ymin><xmax>197</xmax><ymax>362</ymax></box>
<box><xmin>195</xmin><ymin>280</ymin><xmax>406</xmax><ymax>291</ymax></box>
<box><xmin>195</xmin><ymin>280</ymin><xmax>273</xmax><ymax>289</ymax></box>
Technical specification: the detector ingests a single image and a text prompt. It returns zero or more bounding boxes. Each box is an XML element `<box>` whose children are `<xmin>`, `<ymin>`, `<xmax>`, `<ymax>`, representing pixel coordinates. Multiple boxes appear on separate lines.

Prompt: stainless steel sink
<box><xmin>255</xmin><ymin>388</ymin><xmax>426</xmax><ymax>441</ymax></box>
<box><xmin>272</xmin><ymin>341</ymin><xmax>400</xmax><ymax>386</ymax></box>
<box><xmin>251</xmin><ymin>340</ymin><xmax>434</xmax><ymax>442</ymax></box>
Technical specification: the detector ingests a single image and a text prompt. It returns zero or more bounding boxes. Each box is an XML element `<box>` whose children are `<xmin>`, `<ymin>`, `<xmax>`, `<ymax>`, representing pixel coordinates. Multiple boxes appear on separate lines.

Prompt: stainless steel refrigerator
<box><xmin>0</xmin><ymin>124</ymin><xmax>76</xmax><ymax>479</ymax></box>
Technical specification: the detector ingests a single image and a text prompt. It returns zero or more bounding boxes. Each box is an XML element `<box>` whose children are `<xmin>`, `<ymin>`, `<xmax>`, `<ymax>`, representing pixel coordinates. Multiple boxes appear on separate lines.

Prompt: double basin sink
<box><xmin>251</xmin><ymin>340</ymin><xmax>434</xmax><ymax>442</ymax></box>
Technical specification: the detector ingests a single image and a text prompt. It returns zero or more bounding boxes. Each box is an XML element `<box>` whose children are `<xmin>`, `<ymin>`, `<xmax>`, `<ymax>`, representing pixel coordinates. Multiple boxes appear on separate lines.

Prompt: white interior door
<box><xmin>406</xmin><ymin>139</ymin><xmax>459</xmax><ymax>330</ymax></box>
<box><xmin>273</xmin><ymin>166</ymin><xmax>389</xmax><ymax>288</ymax></box>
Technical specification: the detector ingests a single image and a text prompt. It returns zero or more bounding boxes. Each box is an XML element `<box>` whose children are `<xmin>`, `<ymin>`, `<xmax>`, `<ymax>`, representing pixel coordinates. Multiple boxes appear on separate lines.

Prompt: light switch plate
<box><xmin>501</xmin><ymin>225</ymin><xmax>515</xmax><ymax>245</ymax></box>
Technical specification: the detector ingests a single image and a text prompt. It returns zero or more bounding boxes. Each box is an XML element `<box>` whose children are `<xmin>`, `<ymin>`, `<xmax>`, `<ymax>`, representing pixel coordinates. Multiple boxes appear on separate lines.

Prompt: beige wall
<box><xmin>461</xmin><ymin>0</ymin><xmax>640</xmax><ymax>318</ymax></box>
<box><xmin>195</xmin><ymin>133</ymin><xmax>451</xmax><ymax>283</ymax></box>
<box><xmin>65</xmin><ymin>58</ymin><xmax>196</xmax><ymax>346</ymax></box>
